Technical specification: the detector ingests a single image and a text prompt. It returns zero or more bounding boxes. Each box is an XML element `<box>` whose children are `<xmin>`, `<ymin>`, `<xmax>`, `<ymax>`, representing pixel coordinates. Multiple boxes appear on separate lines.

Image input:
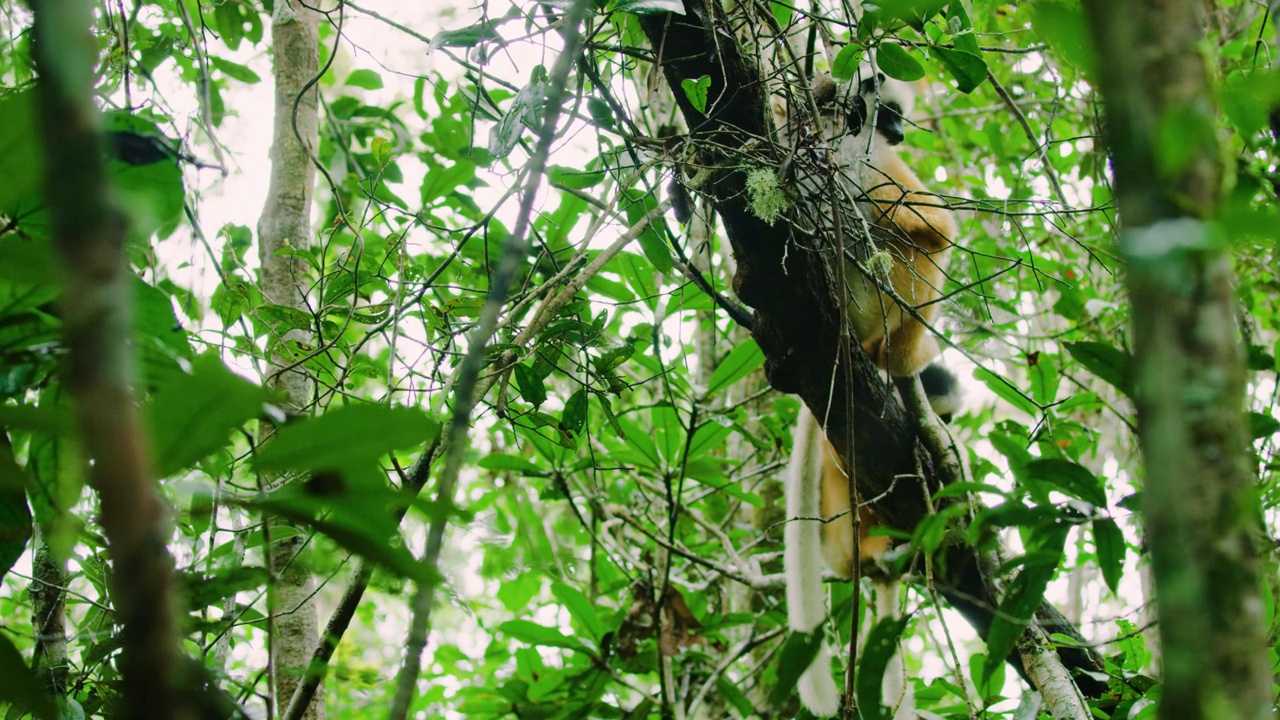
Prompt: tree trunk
<box><xmin>256</xmin><ymin>1</ymin><xmax>324</xmax><ymax>718</ymax></box>
<box><xmin>30</xmin><ymin>1</ymin><xmax>185</xmax><ymax>717</ymax></box>
<box><xmin>1082</xmin><ymin>1</ymin><xmax>1272</xmax><ymax>719</ymax></box>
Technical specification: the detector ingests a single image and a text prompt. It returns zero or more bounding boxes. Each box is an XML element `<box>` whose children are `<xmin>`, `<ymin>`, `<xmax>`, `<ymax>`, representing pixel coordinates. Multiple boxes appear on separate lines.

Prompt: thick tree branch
<box><xmin>1083</xmin><ymin>1</ymin><xmax>1271</xmax><ymax>718</ymax></box>
<box><xmin>637</xmin><ymin>0</ymin><xmax>1106</xmax><ymax>701</ymax></box>
<box><xmin>30</xmin><ymin>1</ymin><xmax>185</xmax><ymax>717</ymax></box>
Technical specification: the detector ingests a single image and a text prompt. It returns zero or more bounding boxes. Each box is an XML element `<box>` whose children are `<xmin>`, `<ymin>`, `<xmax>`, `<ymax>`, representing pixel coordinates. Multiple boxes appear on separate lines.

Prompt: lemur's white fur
<box><xmin>785</xmin><ymin>405</ymin><xmax>842</xmax><ymax>716</ymax></box>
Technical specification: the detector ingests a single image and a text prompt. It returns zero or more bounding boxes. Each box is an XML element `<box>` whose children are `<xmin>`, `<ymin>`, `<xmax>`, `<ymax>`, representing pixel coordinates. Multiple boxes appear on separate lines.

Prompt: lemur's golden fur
<box><xmin>786</xmin><ymin>70</ymin><xmax>957</xmax><ymax>718</ymax></box>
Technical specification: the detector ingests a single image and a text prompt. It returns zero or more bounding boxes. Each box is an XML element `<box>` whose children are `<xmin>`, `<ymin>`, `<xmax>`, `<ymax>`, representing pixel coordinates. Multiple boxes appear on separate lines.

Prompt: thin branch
<box><xmin>387</xmin><ymin>1</ymin><xmax>594</xmax><ymax>716</ymax></box>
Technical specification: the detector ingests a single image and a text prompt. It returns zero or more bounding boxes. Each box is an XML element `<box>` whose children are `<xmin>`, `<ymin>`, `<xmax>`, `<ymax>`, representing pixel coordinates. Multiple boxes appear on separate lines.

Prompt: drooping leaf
<box><xmin>876</xmin><ymin>43</ymin><xmax>926</xmax><ymax>82</ymax></box>
<box><xmin>769</xmin><ymin>628</ymin><xmax>827</xmax><ymax>706</ymax></box>
<box><xmin>148</xmin><ymin>354</ymin><xmax>267</xmax><ymax>477</ymax></box>
<box><xmin>0</xmin><ymin>635</ymin><xmax>56</xmax><ymax>720</ymax></box>
<box><xmin>705</xmin><ymin>339</ymin><xmax>764</xmax><ymax>396</ymax></box>
<box><xmin>856</xmin><ymin>615</ymin><xmax>911</xmax><ymax>720</ymax></box>
<box><xmin>1025</xmin><ymin>458</ymin><xmax>1107</xmax><ymax>507</ymax></box>
<box><xmin>832</xmin><ymin>44</ymin><xmax>864</xmax><ymax>81</ymax></box>
<box><xmin>1093</xmin><ymin>517</ymin><xmax>1125</xmax><ymax>595</ymax></box>
<box><xmin>552</xmin><ymin>580</ymin><xmax>606</xmax><ymax>641</ymax></box>
<box><xmin>932</xmin><ymin>46</ymin><xmax>987</xmax><ymax>93</ymax></box>
<box><xmin>1065</xmin><ymin>341</ymin><xmax>1131</xmax><ymax>396</ymax></box>
<box><xmin>253</xmin><ymin>404</ymin><xmax>438</xmax><ymax>472</ymax></box>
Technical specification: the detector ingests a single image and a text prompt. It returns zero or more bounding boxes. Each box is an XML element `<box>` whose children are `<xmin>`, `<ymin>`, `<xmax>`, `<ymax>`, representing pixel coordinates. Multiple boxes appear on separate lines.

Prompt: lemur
<box><xmin>784</xmin><ymin>67</ymin><xmax>961</xmax><ymax>717</ymax></box>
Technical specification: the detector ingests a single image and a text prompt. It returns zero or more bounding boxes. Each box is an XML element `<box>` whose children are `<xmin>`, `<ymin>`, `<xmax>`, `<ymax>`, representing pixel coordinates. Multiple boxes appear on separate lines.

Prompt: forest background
<box><xmin>0</xmin><ymin>0</ymin><xmax>1277</xmax><ymax>719</ymax></box>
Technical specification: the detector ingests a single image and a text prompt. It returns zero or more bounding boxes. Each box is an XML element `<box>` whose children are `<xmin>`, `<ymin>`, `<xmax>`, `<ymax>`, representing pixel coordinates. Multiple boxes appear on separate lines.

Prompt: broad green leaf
<box><xmin>705</xmin><ymin>339</ymin><xmax>764</xmax><ymax>396</ymax></box>
<box><xmin>983</xmin><ymin>538</ymin><xmax>1066</xmax><ymax>681</ymax></box>
<box><xmin>1247</xmin><ymin>411</ymin><xmax>1280</xmax><ymax>440</ymax></box>
<box><xmin>945</xmin><ymin>0</ymin><xmax>980</xmax><ymax>55</ymax></box>
<box><xmin>0</xmin><ymin>90</ymin><xmax>44</xmax><ymax>219</ymax></box>
<box><xmin>832</xmin><ymin>44</ymin><xmax>864</xmax><ymax>81</ymax></box>
<box><xmin>549</xmin><ymin>164</ymin><xmax>606</xmax><ymax>189</ymax></box>
<box><xmin>1029</xmin><ymin>0</ymin><xmax>1097</xmax><ymax>76</ymax></box>
<box><xmin>552</xmin><ymin>581</ymin><xmax>605</xmax><ymax>641</ymax></box>
<box><xmin>771</xmin><ymin>1</ymin><xmax>794</xmax><ymax>27</ymax></box>
<box><xmin>876</xmin><ymin>43</ymin><xmax>925</xmax><ymax>82</ymax></box>
<box><xmin>680</xmin><ymin>75</ymin><xmax>711</xmax><ymax>114</ymax></box>
<box><xmin>974</xmin><ymin>367</ymin><xmax>1039</xmax><ymax>416</ymax></box>
<box><xmin>932</xmin><ymin>46</ymin><xmax>987</xmax><ymax>93</ymax></box>
<box><xmin>1093</xmin><ymin>517</ymin><xmax>1125</xmax><ymax>595</ymax></box>
<box><xmin>1025</xmin><ymin>458</ymin><xmax>1107</xmax><ymax>507</ymax></box>
<box><xmin>498</xmin><ymin>619</ymin><xmax>592</xmax><ymax>652</ymax></box>
<box><xmin>857</xmin><ymin>616</ymin><xmax>911</xmax><ymax>720</ymax></box>
<box><xmin>148</xmin><ymin>354</ymin><xmax>267</xmax><ymax>477</ymax></box>
<box><xmin>210</xmin><ymin>56</ymin><xmax>262</xmax><ymax>84</ymax></box>
<box><xmin>478</xmin><ymin>454</ymin><xmax>543</xmax><ymax>473</ymax></box>
<box><xmin>621</xmin><ymin>189</ymin><xmax>673</xmax><ymax>274</ymax></box>
<box><xmin>0</xmin><ymin>446</ymin><xmax>32</xmax><ymax>584</ymax></box>
<box><xmin>0</xmin><ymin>634</ymin><xmax>56</xmax><ymax>720</ymax></box>
<box><xmin>1064</xmin><ymin>341</ymin><xmax>1131</xmax><ymax>396</ymax></box>
<box><xmin>513</xmin><ymin>363</ymin><xmax>548</xmax><ymax>408</ymax></box>
<box><xmin>770</xmin><ymin>629</ymin><xmax>827</xmax><ymax>706</ymax></box>
<box><xmin>562</xmin><ymin>389</ymin><xmax>589</xmax><ymax>435</ymax></box>
<box><xmin>344</xmin><ymin>68</ymin><xmax>384</xmax><ymax>90</ymax></box>
<box><xmin>254</xmin><ymin>404</ymin><xmax>438</xmax><ymax>472</ymax></box>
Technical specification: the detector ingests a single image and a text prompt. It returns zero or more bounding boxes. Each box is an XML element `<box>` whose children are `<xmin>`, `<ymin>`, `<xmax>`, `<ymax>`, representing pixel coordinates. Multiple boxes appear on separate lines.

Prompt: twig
<box><xmin>387</xmin><ymin>1</ymin><xmax>593</xmax><ymax>716</ymax></box>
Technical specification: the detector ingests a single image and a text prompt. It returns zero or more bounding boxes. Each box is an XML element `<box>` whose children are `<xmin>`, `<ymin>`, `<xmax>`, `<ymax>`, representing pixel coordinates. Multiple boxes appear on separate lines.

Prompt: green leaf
<box><xmin>0</xmin><ymin>90</ymin><xmax>44</xmax><ymax>223</ymax></box>
<box><xmin>562</xmin><ymin>389</ymin><xmax>589</xmax><ymax>435</ymax></box>
<box><xmin>513</xmin><ymin>363</ymin><xmax>548</xmax><ymax>408</ymax></box>
<box><xmin>148</xmin><ymin>354</ymin><xmax>268</xmax><ymax>477</ymax></box>
<box><xmin>478</xmin><ymin>454</ymin><xmax>543</xmax><ymax>473</ymax></box>
<box><xmin>621</xmin><ymin>189</ymin><xmax>673</xmax><ymax>274</ymax></box>
<box><xmin>549</xmin><ymin>164</ymin><xmax>606</xmax><ymax>189</ymax></box>
<box><xmin>857</xmin><ymin>616</ymin><xmax>911</xmax><ymax>720</ymax></box>
<box><xmin>680</xmin><ymin>75</ymin><xmax>711</xmax><ymax>114</ymax></box>
<box><xmin>717</xmin><ymin>677</ymin><xmax>755</xmax><ymax>716</ymax></box>
<box><xmin>552</xmin><ymin>581</ymin><xmax>606</xmax><ymax>641</ymax></box>
<box><xmin>498</xmin><ymin>619</ymin><xmax>592</xmax><ymax>652</ymax></box>
<box><xmin>1093</xmin><ymin>517</ymin><xmax>1125</xmax><ymax>595</ymax></box>
<box><xmin>0</xmin><ymin>634</ymin><xmax>57</xmax><ymax>720</ymax></box>
<box><xmin>945</xmin><ymin>0</ymin><xmax>980</xmax><ymax>55</ymax></box>
<box><xmin>430</xmin><ymin>21</ymin><xmax>502</xmax><ymax>49</ymax></box>
<box><xmin>771</xmin><ymin>1</ymin><xmax>794</xmax><ymax>27</ymax></box>
<box><xmin>1029</xmin><ymin>0</ymin><xmax>1097</xmax><ymax>77</ymax></box>
<box><xmin>255</xmin><ymin>303</ymin><xmax>313</xmax><ymax>333</ymax></box>
<box><xmin>0</xmin><ymin>235</ymin><xmax>57</xmax><ymax>285</ymax></box>
<box><xmin>705</xmin><ymin>339</ymin><xmax>765</xmax><ymax>396</ymax></box>
<box><xmin>1025</xmin><ymin>458</ymin><xmax>1107</xmax><ymax>507</ymax></box>
<box><xmin>769</xmin><ymin>629</ymin><xmax>826</xmax><ymax>706</ymax></box>
<box><xmin>344</xmin><ymin>68</ymin><xmax>384</xmax><ymax>90</ymax></box>
<box><xmin>1246</xmin><ymin>411</ymin><xmax>1280</xmax><ymax>440</ymax></box>
<box><xmin>831</xmin><ymin>44</ymin><xmax>864</xmax><ymax>81</ymax></box>
<box><xmin>974</xmin><ymin>367</ymin><xmax>1039</xmax><ymax>416</ymax></box>
<box><xmin>983</xmin><ymin>545</ymin><xmax>1064</xmax><ymax>682</ymax></box>
<box><xmin>931</xmin><ymin>46</ymin><xmax>987</xmax><ymax>93</ymax></box>
<box><xmin>254</xmin><ymin>404</ymin><xmax>438</xmax><ymax>472</ymax></box>
<box><xmin>210</xmin><ymin>56</ymin><xmax>262</xmax><ymax>84</ymax></box>
<box><xmin>1064</xmin><ymin>341</ymin><xmax>1131</xmax><ymax>396</ymax></box>
<box><xmin>876</xmin><ymin>43</ymin><xmax>925</xmax><ymax>82</ymax></box>
<box><xmin>615</xmin><ymin>0</ymin><xmax>686</xmax><ymax>15</ymax></box>
<box><xmin>254</xmin><ymin>480</ymin><xmax>429</xmax><ymax>584</ymax></box>
<box><xmin>0</xmin><ymin>448</ymin><xmax>32</xmax><ymax>584</ymax></box>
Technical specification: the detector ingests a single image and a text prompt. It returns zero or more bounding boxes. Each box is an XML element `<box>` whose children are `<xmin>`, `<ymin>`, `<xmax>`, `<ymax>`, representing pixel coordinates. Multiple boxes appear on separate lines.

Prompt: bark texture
<box><xmin>256</xmin><ymin>1</ymin><xmax>324</xmax><ymax>718</ymax></box>
<box><xmin>30</xmin><ymin>0</ymin><xmax>186</xmax><ymax>717</ymax></box>
<box><xmin>636</xmin><ymin>0</ymin><xmax>1106</xmax><ymax>703</ymax></box>
<box><xmin>1082</xmin><ymin>1</ymin><xmax>1271</xmax><ymax>719</ymax></box>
